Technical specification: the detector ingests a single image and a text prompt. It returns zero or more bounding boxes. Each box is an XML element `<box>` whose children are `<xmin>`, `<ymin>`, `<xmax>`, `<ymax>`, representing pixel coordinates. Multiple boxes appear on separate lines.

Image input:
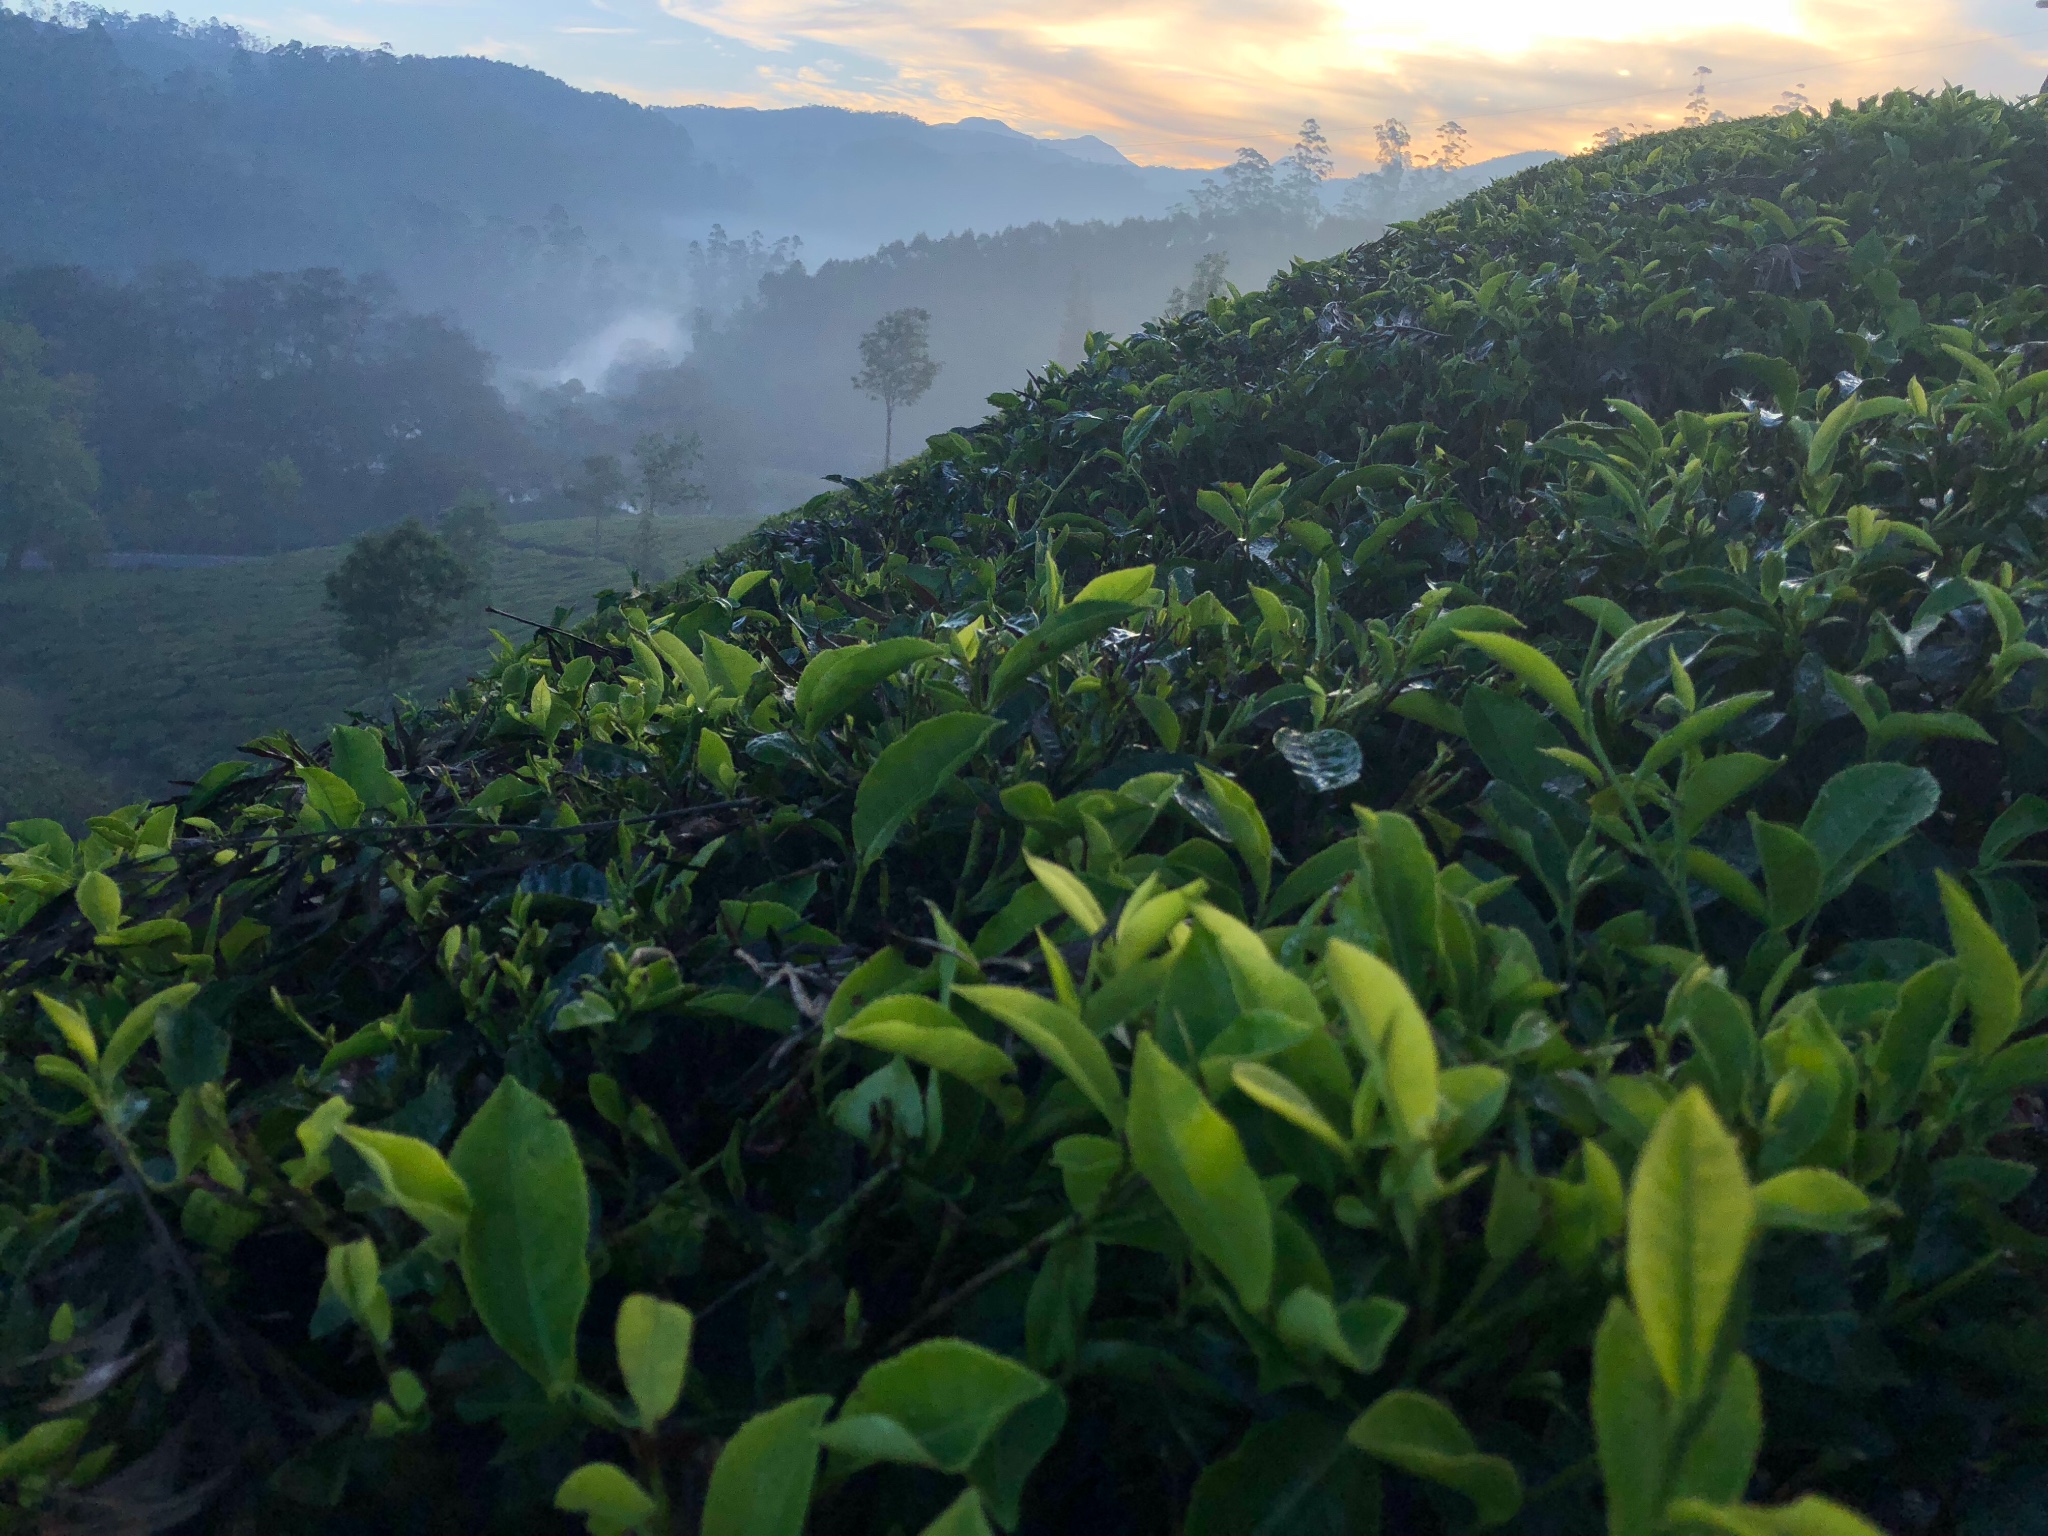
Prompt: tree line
<box><xmin>0</xmin><ymin>263</ymin><xmax>530</xmax><ymax>557</ymax></box>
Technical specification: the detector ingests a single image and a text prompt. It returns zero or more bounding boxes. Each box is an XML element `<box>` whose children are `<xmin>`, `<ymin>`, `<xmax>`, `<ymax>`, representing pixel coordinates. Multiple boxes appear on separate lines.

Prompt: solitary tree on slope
<box><xmin>630</xmin><ymin>430</ymin><xmax>706</xmax><ymax>583</ymax></box>
<box><xmin>854</xmin><ymin>309</ymin><xmax>941</xmax><ymax>470</ymax></box>
<box><xmin>324</xmin><ymin>520</ymin><xmax>474</xmax><ymax>683</ymax></box>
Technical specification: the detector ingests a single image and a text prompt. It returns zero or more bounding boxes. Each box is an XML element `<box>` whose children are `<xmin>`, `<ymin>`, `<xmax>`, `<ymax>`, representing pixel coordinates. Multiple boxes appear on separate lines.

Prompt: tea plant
<box><xmin>2</xmin><ymin>89</ymin><xmax>2046</xmax><ymax>1536</ymax></box>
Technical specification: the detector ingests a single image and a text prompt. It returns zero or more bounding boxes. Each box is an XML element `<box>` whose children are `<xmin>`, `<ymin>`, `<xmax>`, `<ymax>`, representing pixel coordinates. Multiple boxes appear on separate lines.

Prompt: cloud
<box><xmin>640</xmin><ymin>0</ymin><xmax>2042</xmax><ymax>164</ymax></box>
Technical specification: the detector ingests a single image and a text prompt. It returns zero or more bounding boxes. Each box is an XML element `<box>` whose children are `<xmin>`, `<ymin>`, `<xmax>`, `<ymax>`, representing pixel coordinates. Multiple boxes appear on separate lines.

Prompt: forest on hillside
<box><xmin>0</xmin><ymin>6</ymin><xmax>721</xmax><ymax>364</ymax></box>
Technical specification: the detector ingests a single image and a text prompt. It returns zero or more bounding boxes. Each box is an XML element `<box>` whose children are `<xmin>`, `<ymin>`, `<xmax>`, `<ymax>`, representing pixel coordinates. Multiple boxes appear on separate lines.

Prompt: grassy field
<box><xmin>0</xmin><ymin>513</ymin><xmax>763</xmax><ymax>826</ymax></box>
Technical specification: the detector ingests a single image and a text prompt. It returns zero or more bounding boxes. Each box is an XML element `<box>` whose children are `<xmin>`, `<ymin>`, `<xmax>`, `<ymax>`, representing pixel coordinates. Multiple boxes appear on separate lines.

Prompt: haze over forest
<box><xmin>0</xmin><ymin>4</ymin><xmax>1553</xmax><ymax>554</ymax></box>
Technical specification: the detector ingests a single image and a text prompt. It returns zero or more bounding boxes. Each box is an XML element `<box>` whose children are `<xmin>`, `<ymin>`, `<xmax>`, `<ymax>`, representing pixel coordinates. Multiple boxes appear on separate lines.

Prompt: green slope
<box><xmin>3</xmin><ymin>91</ymin><xmax>2047</xmax><ymax>1536</ymax></box>
<box><xmin>0</xmin><ymin>514</ymin><xmax>761</xmax><ymax>825</ymax></box>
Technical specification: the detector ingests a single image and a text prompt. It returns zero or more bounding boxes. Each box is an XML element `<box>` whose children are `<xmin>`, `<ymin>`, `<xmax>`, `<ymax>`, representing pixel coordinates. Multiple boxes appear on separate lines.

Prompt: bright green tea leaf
<box><xmin>701</xmin><ymin>1395</ymin><xmax>832</xmax><ymax>1536</ymax></box>
<box><xmin>852</xmin><ymin>713</ymin><xmax>998</xmax><ymax>867</ymax></box>
<box><xmin>337</xmin><ymin>1123</ymin><xmax>472</xmax><ymax>1247</ymax></box>
<box><xmin>449</xmin><ymin>1077</ymin><xmax>591</xmax><ymax>1390</ymax></box>
<box><xmin>835</xmin><ymin>1339</ymin><xmax>1052</xmax><ymax>1474</ymax></box>
<box><xmin>1753</xmin><ymin>1168</ymin><xmax>1870</xmax><ymax>1232</ymax></box>
<box><xmin>1347</xmin><ymin>1389</ymin><xmax>1522</xmax><ymax>1527</ymax></box>
<box><xmin>1021</xmin><ymin>853</ymin><xmax>1107</xmax><ymax>935</ymax></box>
<box><xmin>838</xmin><ymin>995</ymin><xmax>1023</xmax><ymax>1122</ymax></box>
<box><xmin>554</xmin><ymin>1463</ymin><xmax>656</xmax><ymax>1536</ymax></box>
<box><xmin>1626</xmin><ymin>1088</ymin><xmax>1754</xmax><ymax>1404</ymax></box>
<box><xmin>1323</xmin><ymin>940</ymin><xmax>1438</xmax><ymax>1144</ymax></box>
<box><xmin>956</xmin><ymin>984</ymin><xmax>1123</xmax><ymax>1132</ymax></box>
<box><xmin>988</xmin><ymin>600</ymin><xmax>1135</xmax><ymax>706</ymax></box>
<box><xmin>1591</xmin><ymin>1300</ymin><xmax>1669</xmax><ymax>1536</ymax></box>
<box><xmin>794</xmin><ymin>638</ymin><xmax>943</xmax><ymax>732</ymax></box>
<box><xmin>615</xmin><ymin>1293</ymin><xmax>694</xmax><ymax>1428</ymax></box>
<box><xmin>1457</xmin><ymin>630</ymin><xmax>1585</xmax><ymax>734</ymax></box>
<box><xmin>1128</xmin><ymin>1034</ymin><xmax>1274</xmax><ymax>1311</ymax></box>
<box><xmin>1938</xmin><ymin>870</ymin><xmax>2021</xmax><ymax>1056</ymax></box>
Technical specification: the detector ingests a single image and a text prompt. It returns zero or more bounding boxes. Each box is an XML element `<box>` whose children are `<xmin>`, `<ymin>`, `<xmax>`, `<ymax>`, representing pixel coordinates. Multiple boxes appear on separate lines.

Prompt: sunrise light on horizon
<box><xmin>204</xmin><ymin>0</ymin><xmax>2048</xmax><ymax>166</ymax></box>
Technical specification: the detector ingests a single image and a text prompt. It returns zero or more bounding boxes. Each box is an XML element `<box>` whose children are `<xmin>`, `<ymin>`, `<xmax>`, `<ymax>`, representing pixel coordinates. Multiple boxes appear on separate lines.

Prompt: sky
<box><xmin>213</xmin><ymin>0</ymin><xmax>2048</xmax><ymax>168</ymax></box>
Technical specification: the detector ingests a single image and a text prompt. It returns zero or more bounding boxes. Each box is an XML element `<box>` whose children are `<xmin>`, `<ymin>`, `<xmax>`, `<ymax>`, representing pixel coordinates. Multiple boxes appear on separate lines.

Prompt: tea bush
<box><xmin>4</xmin><ymin>90</ymin><xmax>2047</xmax><ymax>1536</ymax></box>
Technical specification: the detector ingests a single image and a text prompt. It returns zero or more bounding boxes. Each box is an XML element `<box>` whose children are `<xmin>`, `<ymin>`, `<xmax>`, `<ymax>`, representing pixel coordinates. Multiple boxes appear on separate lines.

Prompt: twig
<box><xmin>98</xmin><ymin>1126</ymin><xmax>263</xmax><ymax>1398</ymax></box>
<box><xmin>879</xmin><ymin>1212</ymin><xmax>1082</xmax><ymax>1353</ymax></box>
<box><xmin>696</xmin><ymin>1163</ymin><xmax>901</xmax><ymax>1324</ymax></box>
<box><xmin>169</xmin><ymin>798</ymin><xmax>754</xmax><ymax>853</ymax></box>
<box><xmin>484</xmin><ymin>605</ymin><xmax>632</xmax><ymax>659</ymax></box>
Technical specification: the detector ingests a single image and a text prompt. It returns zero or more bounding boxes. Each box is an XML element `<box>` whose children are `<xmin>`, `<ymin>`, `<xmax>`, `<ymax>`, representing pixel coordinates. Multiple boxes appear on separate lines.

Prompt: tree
<box><xmin>1773</xmin><ymin>82</ymin><xmax>1815</xmax><ymax>117</ymax></box>
<box><xmin>629</xmin><ymin>430</ymin><xmax>706</xmax><ymax>582</ymax></box>
<box><xmin>0</xmin><ymin>320</ymin><xmax>103</xmax><ymax>572</ymax></box>
<box><xmin>439</xmin><ymin>487</ymin><xmax>500</xmax><ymax>596</ymax></box>
<box><xmin>323</xmin><ymin>520</ymin><xmax>475</xmax><ymax>681</ymax></box>
<box><xmin>1431</xmin><ymin>121</ymin><xmax>1470</xmax><ymax>172</ymax></box>
<box><xmin>565</xmin><ymin>453</ymin><xmax>628</xmax><ymax>556</ymax></box>
<box><xmin>1192</xmin><ymin>147</ymin><xmax>1285</xmax><ymax>221</ymax></box>
<box><xmin>1373</xmin><ymin>119</ymin><xmax>1412</xmax><ymax>175</ymax></box>
<box><xmin>1683</xmin><ymin>67</ymin><xmax>1729</xmax><ymax>129</ymax></box>
<box><xmin>1281</xmin><ymin>119</ymin><xmax>1333</xmax><ymax>218</ymax></box>
<box><xmin>853</xmin><ymin>309</ymin><xmax>940</xmax><ymax>469</ymax></box>
<box><xmin>258</xmin><ymin>455</ymin><xmax>303</xmax><ymax>554</ymax></box>
<box><xmin>1055</xmin><ymin>269</ymin><xmax>1094</xmax><ymax>364</ymax></box>
<box><xmin>1166</xmin><ymin>252</ymin><xmax>1232</xmax><ymax>318</ymax></box>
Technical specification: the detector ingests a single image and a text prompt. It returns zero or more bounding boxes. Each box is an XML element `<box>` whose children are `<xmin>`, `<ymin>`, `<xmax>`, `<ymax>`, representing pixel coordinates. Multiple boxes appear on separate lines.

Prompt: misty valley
<box><xmin>0</xmin><ymin>8</ymin><xmax>1544</xmax><ymax>824</ymax></box>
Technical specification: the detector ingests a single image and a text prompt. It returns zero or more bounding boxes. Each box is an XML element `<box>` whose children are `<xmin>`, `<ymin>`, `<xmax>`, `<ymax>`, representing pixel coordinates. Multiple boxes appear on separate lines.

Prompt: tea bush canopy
<box><xmin>4</xmin><ymin>88</ymin><xmax>2047</xmax><ymax>1536</ymax></box>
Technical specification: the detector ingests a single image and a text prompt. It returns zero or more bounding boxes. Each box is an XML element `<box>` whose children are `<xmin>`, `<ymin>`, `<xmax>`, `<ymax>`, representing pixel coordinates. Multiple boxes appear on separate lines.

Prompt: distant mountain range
<box><xmin>664</xmin><ymin>104</ymin><xmax>1555</xmax><ymax>263</ymax></box>
<box><xmin>0</xmin><ymin>7</ymin><xmax>1557</xmax><ymax>368</ymax></box>
<box><xmin>660</xmin><ymin>104</ymin><xmax>1208</xmax><ymax>261</ymax></box>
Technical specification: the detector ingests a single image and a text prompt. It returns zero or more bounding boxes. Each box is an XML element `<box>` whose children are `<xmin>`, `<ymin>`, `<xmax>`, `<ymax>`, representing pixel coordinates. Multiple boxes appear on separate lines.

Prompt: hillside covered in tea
<box><xmin>3</xmin><ymin>89</ymin><xmax>2046</xmax><ymax>1536</ymax></box>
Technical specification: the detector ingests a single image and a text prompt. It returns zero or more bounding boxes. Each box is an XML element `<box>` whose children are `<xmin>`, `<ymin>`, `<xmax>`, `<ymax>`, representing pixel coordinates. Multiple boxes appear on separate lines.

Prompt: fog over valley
<box><xmin>1</xmin><ymin>6</ymin><xmax>1553</xmax><ymax>536</ymax></box>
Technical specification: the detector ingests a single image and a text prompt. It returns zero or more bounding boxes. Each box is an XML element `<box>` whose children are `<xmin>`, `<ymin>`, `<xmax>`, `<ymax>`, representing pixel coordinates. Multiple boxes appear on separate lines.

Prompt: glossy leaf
<box><xmin>330</xmin><ymin>724</ymin><xmax>410</xmax><ymax>813</ymax></box>
<box><xmin>1347</xmin><ymin>1389</ymin><xmax>1522</xmax><ymax>1527</ymax></box>
<box><xmin>1275</xmin><ymin>1288</ymin><xmax>1407</xmax><ymax>1374</ymax></box>
<box><xmin>1938</xmin><ymin>870</ymin><xmax>2021</xmax><ymax>1056</ymax></box>
<box><xmin>1456</xmin><ymin>629</ymin><xmax>1584</xmax><ymax>734</ymax></box>
<box><xmin>554</xmin><ymin>1463</ymin><xmax>655</xmax><ymax>1536</ymax></box>
<box><xmin>837</xmin><ymin>995</ymin><xmax>1023</xmax><ymax>1122</ymax></box>
<box><xmin>449</xmin><ymin>1077</ymin><xmax>591</xmax><ymax>1390</ymax></box>
<box><xmin>1671</xmin><ymin>1354</ymin><xmax>1763</xmax><ymax>1506</ymax></box>
<box><xmin>615</xmin><ymin>1293</ymin><xmax>693</xmax><ymax>1428</ymax></box>
<box><xmin>1021</xmin><ymin>853</ymin><xmax>1106</xmax><ymax>935</ymax></box>
<box><xmin>1800</xmin><ymin>763</ymin><xmax>1939</xmax><ymax>903</ymax></box>
<box><xmin>832</xmin><ymin>1339</ymin><xmax>1053</xmax><ymax>1474</ymax></box>
<box><xmin>1197</xmin><ymin>767</ymin><xmax>1273</xmax><ymax>908</ymax></box>
<box><xmin>794</xmin><ymin>638</ymin><xmax>943</xmax><ymax>732</ymax></box>
<box><xmin>1231</xmin><ymin>1060</ymin><xmax>1349</xmax><ymax>1155</ymax></box>
<box><xmin>1592</xmin><ymin>1299</ymin><xmax>1669</xmax><ymax>1536</ymax></box>
<box><xmin>1127</xmin><ymin>1034</ymin><xmax>1274</xmax><ymax>1311</ymax></box>
<box><xmin>1750</xmin><ymin>818</ymin><xmax>1822</xmax><ymax>929</ymax></box>
<box><xmin>1753</xmin><ymin>1169</ymin><xmax>1870</xmax><ymax>1232</ymax></box>
<box><xmin>1627</xmin><ymin>1088</ymin><xmax>1754</xmax><ymax>1404</ymax></box>
<box><xmin>853</xmin><ymin>713</ymin><xmax>998</xmax><ymax>867</ymax></box>
<box><xmin>956</xmin><ymin>984</ymin><xmax>1123</xmax><ymax>1131</ymax></box>
<box><xmin>988</xmin><ymin>600</ymin><xmax>1135</xmax><ymax>706</ymax></box>
<box><xmin>1323</xmin><ymin>940</ymin><xmax>1438</xmax><ymax>1144</ymax></box>
<box><xmin>701</xmin><ymin>1395</ymin><xmax>832</xmax><ymax>1536</ymax></box>
<box><xmin>337</xmin><ymin>1123</ymin><xmax>472</xmax><ymax>1247</ymax></box>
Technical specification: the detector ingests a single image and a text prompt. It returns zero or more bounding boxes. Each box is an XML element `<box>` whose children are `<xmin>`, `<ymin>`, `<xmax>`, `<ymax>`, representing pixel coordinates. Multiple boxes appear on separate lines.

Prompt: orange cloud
<box><xmin>646</xmin><ymin>0</ymin><xmax>2045</xmax><ymax>164</ymax></box>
